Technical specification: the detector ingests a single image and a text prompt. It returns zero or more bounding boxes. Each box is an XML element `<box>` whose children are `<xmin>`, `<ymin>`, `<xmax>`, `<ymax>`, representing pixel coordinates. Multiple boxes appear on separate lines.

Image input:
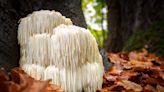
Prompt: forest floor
<box><xmin>0</xmin><ymin>49</ymin><xmax>163</xmax><ymax>92</ymax></box>
<box><xmin>103</xmin><ymin>49</ymin><xmax>164</xmax><ymax>92</ymax></box>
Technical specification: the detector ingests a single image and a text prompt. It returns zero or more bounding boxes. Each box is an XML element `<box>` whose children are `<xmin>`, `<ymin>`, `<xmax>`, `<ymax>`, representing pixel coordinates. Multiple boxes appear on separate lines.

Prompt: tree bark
<box><xmin>104</xmin><ymin>0</ymin><xmax>164</xmax><ymax>52</ymax></box>
<box><xmin>0</xmin><ymin>0</ymin><xmax>86</xmax><ymax>71</ymax></box>
<box><xmin>0</xmin><ymin>0</ymin><xmax>20</xmax><ymax>71</ymax></box>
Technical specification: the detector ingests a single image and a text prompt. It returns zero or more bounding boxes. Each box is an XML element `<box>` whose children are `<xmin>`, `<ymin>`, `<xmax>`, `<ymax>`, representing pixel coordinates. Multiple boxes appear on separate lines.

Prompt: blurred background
<box><xmin>82</xmin><ymin>0</ymin><xmax>108</xmax><ymax>47</ymax></box>
<box><xmin>82</xmin><ymin>0</ymin><xmax>164</xmax><ymax>56</ymax></box>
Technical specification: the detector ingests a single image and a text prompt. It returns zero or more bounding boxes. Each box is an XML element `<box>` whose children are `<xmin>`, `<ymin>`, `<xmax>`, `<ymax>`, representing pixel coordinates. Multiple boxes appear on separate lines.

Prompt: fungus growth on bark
<box><xmin>18</xmin><ymin>10</ymin><xmax>104</xmax><ymax>92</ymax></box>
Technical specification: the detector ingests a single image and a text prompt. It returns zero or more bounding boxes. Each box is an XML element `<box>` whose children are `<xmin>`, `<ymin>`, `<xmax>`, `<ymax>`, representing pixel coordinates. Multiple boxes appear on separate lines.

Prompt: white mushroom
<box><xmin>18</xmin><ymin>10</ymin><xmax>72</xmax><ymax>47</ymax></box>
<box><xmin>18</xmin><ymin>10</ymin><xmax>104</xmax><ymax>92</ymax></box>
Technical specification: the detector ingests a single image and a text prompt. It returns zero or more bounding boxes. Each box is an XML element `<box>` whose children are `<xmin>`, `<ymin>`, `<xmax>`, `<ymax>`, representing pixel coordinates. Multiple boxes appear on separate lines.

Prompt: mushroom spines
<box><xmin>18</xmin><ymin>10</ymin><xmax>104</xmax><ymax>92</ymax></box>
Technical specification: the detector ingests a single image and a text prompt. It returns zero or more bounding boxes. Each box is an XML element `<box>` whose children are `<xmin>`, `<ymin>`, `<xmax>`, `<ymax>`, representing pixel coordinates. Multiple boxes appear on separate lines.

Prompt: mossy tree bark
<box><xmin>104</xmin><ymin>0</ymin><xmax>164</xmax><ymax>53</ymax></box>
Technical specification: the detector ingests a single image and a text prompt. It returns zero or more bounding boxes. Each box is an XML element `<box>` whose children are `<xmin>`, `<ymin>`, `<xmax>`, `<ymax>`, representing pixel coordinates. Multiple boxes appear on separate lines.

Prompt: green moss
<box><xmin>123</xmin><ymin>21</ymin><xmax>164</xmax><ymax>56</ymax></box>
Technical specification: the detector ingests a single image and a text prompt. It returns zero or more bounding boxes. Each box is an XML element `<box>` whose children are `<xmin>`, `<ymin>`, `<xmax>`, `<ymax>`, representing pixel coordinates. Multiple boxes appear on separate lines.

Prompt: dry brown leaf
<box><xmin>159</xmin><ymin>72</ymin><xmax>164</xmax><ymax>79</ymax></box>
<box><xmin>128</xmin><ymin>60</ymin><xmax>153</xmax><ymax>68</ymax></box>
<box><xmin>108</xmin><ymin>53</ymin><xmax>127</xmax><ymax>64</ymax></box>
<box><xmin>104</xmin><ymin>74</ymin><xmax>117</xmax><ymax>82</ymax></box>
<box><xmin>128</xmin><ymin>51</ymin><xmax>138</xmax><ymax>61</ymax></box>
<box><xmin>160</xmin><ymin>64</ymin><xmax>164</xmax><ymax>70</ymax></box>
<box><xmin>105</xmin><ymin>83</ymin><xmax>125</xmax><ymax>91</ymax></box>
<box><xmin>117</xmin><ymin>80</ymin><xmax>143</xmax><ymax>91</ymax></box>
<box><xmin>0</xmin><ymin>68</ymin><xmax>64</xmax><ymax>92</ymax></box>
<box><xmin>109</xmin><ymin>66</ymin><xmax>122</xmax><ymax>75</ymax></box>
<box><xmin>119</xmin><ymin>52</ymin><xmax>129</xmax><ymax>61</ymax></box>
<box><xmin>143</xmin><ymin>85</ymin><xmax>156</xmax><ymax>92</ymax></box>
<box><xmin>119</xmin><ymin>71</ymin><xmax>138</xmax><ymax>80</ymax></box>
<box><xmin>141</xmin><ymin>75</ymin><xmax>159</xmax><ymax>85</ymax></box>
<box><xmin>106</xmin><ymin>83</ymin><xmax>121</xmax><ymax>91</ymax></box>
<box><xmin>104</xmin><ymin>49</ymin><xmax>163</xmax><ymax>92</ymax></box>
<box><xmin>156</xmin><ymin>85</ymin><xmax>164</xmax><ymax>92</ymax></box>
<box><xmin>101</xmin><ymin>88</ymin><xmax>109</xmax><ymax>92</ymax></box>
<box><xmin>128</xmin><ymin>49</ymin><xmax>148</xmax><ymax>61</ymax></box>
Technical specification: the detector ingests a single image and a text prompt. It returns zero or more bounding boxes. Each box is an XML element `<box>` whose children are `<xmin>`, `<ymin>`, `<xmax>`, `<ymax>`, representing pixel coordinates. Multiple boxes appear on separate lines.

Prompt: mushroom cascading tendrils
<box><xmin>18</xmin><ymin>10</ymin><xmax>104</xmax><ymax>92</ymax></box>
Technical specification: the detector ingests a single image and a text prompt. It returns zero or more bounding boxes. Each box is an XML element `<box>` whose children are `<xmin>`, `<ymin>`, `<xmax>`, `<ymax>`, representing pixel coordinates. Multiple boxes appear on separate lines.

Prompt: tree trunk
<box><xmin>0</xmin><ymin>0</ymin><xmax>20</xmax><ymax>71</ymax></box>
<box><xmin>104</xmin><ymin>0</ymin><xmax>164</xmax><ymax>52</ymax></box>
<box><xmin>0</xmin><ymin>0</ymin><xmax>86</xmax><ymax>71</ymax></box>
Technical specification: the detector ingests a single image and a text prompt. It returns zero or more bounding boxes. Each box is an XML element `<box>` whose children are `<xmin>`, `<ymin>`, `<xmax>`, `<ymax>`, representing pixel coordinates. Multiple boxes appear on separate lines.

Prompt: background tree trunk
<box><xmin>0</xmin><ymin>0</ymin><xmax>20</xmax><ymax>71</ymax></box>
<box><xmin>0</xmin><ymin>0</ymin><xmax>86</xmax><ymax>71</ymax></box>
<box><xmin>104</xmin><ymin>0</ymin><xmax>164</xmax><ymax>52</ymax></box>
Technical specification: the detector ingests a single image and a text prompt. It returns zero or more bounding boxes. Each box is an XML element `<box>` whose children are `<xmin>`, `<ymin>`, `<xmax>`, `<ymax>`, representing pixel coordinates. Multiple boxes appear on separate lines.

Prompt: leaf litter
<box><xmin>103</xmin><ymin>49</ymin><xmax>164</xmax><ymax>92</ymax></box>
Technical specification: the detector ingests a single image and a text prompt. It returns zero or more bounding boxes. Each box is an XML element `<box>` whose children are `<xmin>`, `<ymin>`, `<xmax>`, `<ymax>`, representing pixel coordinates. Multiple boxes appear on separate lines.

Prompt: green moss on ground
<box><xmin>123</xmin><ymin>21</ymin><xmax>164</xmax><ymax>56</ymax></box>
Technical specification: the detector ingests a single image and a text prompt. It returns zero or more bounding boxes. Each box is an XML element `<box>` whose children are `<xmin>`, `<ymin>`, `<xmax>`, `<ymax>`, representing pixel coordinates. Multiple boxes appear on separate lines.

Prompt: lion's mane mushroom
<box><xmin>18</xmin><ymin>10</ymin><xmax>104</xmax><ymax>92</ymax></box>
<box><xmin>18</xmin><ymin>10</ymin><xmax>72</xmax><ymax>66</ymax></box>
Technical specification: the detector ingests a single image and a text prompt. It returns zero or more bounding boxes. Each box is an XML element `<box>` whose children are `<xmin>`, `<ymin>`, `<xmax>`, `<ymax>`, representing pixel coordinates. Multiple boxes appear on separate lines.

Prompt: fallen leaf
<box><xmin>0</xmin><ymin>68</ymin><xmax>64</xmax><ymax>92</ymax></box>
<box><xmin>117</xmin><ymin>80</ymin><xmax>143</xmax><ymax>91</ymax></box>
<box><xmin>104</xmin><ymin>49</ymin><xmax>164</xmax><ymax>92</ymax></box>
<box><xmin>109</xmin><ymin>66</ymin><xmax>122</xmax><ymax>75</ymax></box>
<box><xmin>143</xmin><ymin>85</ymin><xmax>156</xmax><ymax>92</ymax></box>
<box><xmin>119</xmin><ymin>71</ymin><xmax>138</xmax><ymax>80</ymax></box>
<box><xmin>156</xmin><ymin>85</ymin><xmax>164</xmax><ymax>92</ymax></box>
<box><xmin>129</xmin><ymin>60</ymin><xmax>153</xmax><ymax>68</ymax></box>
